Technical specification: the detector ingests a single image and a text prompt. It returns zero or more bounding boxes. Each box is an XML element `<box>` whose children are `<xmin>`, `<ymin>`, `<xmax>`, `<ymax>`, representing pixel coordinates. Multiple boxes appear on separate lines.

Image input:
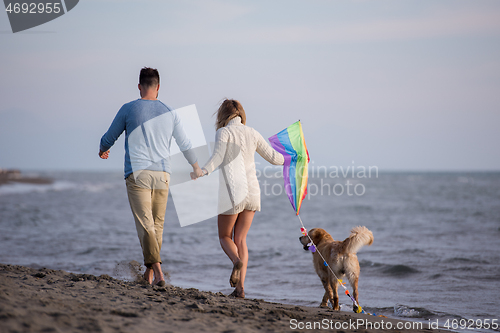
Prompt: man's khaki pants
<box><xmin>126</xmin><ymin>170</ymin><xmax>170</xmax><ymax>267</ymax></box>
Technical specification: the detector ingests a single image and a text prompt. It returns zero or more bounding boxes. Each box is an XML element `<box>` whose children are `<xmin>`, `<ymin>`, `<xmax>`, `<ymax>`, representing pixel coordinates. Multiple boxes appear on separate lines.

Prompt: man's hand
<box><xmin>190</xmin><ymin>162</ymin><xmax>204</xmax><ymax>180</ymax></box>
<box><xmin>99</xmin><ymin>149</ymin><xmax>110</xmax><ymax>159</ymax></box>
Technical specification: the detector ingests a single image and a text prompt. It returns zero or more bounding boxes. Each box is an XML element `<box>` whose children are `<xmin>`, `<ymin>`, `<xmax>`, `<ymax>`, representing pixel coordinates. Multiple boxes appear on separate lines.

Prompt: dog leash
<box><xmin>298</xmin><ymin>214</ymin><xmax>374</xmax><ymax>315</ymax></box>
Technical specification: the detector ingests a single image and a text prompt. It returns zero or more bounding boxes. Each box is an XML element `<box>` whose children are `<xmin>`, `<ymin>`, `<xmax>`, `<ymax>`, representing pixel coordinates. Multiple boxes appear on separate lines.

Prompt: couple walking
<box><xmin>99</xmin><ymin>67</ymin><xmax>284</xmax><ymax>297</ymax></box>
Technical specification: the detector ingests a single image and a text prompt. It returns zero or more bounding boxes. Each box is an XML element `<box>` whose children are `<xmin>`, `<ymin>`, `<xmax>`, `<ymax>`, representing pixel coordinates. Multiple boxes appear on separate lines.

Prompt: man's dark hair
<box><xmin>139</xmin><ymin>67</ymin><xmax>160</xmax><ymax>88</ymax></box>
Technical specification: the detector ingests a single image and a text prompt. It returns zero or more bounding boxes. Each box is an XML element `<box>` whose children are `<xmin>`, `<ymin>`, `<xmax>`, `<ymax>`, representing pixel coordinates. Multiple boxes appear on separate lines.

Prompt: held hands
<box><xmin>190</xmin><ymin>171</ymin><xmax>202</xmax><ymax>180</ymax></box>
<box><xmin>99</xmin><ymin>150</ymin><xmax>110</xmax><ymax>159</ymax></box>
<box><xmin>190</xmin><ymin>162</ymin><xmax>205</xmax><ymax>180</ymax></box>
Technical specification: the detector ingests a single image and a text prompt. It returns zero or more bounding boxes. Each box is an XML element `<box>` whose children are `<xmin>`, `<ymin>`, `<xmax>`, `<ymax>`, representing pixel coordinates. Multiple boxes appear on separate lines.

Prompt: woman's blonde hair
<box><xmin>215</xmin><ymin>99</ymin><xmax>246</xmax><ymax>130</ymax></box>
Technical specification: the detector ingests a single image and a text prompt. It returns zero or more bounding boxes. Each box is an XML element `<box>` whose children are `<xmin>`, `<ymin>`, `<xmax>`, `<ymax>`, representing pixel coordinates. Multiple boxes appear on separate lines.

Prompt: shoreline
<box><xmin>0</xmin><ymin>263</ymin><xmax>449</xmax><ymax>333</ymax></box>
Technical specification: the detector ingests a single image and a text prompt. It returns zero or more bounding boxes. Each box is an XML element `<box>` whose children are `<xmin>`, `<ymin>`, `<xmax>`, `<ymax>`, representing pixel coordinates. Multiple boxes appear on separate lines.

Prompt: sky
<box><xmin>1</xmin><ymin>0</ymin><xmax>499</xmax><ymax>172</ymax></box>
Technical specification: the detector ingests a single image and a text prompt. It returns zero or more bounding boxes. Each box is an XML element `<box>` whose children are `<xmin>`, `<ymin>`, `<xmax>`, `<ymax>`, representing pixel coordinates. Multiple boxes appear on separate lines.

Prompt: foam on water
<box><xmin>0</xmin><ymin>178</ymin><xmax>121</xmax><ymax>196</ymax></box>
<box><xmin>0</xmin><ymin>180</ymin><xmax>76</xmax><ymax>195</ymax></box>
<box><xmin>394</xmin><ymin>305</ymin><xmax>426</xmax><ymax>318</ymax></box>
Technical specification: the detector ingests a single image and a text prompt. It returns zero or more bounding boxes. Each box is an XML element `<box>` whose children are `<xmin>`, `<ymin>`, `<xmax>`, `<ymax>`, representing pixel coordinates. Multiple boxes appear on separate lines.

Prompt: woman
<box><xmin>193</xmin><ymin>99</ymin><xmax>284</xmax><ymax>298</ymax></box>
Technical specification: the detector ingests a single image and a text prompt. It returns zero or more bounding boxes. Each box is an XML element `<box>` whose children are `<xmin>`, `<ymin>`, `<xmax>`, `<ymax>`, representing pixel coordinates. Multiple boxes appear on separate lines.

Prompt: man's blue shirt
<box><xmin>100</xmin><ymin>99</ymin><xmax>197</xmax><ymax>178</ymax></box>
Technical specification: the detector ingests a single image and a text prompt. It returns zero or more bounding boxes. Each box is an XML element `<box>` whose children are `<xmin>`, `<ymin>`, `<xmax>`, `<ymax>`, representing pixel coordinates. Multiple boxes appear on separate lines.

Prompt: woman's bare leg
<box><xmin>218</xmin><ymin>214</ymin><xmax>243</xmax><ymax>287</ymax></box>
<box><xmin>232</xmin><ymin>210</ymin><xmax>255</xmax><ymax>294</ymax></box>
<box><xmin>218</xmin><ymin>214</ymin><xmax>239</xmax><ymax>263</ymax></box>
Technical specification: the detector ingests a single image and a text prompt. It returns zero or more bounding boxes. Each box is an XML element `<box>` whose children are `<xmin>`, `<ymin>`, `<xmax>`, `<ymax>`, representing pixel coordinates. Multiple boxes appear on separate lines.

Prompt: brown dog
<box><xmin>299</xmin><ymin>226</ymin><xmax>373</xmax><ymax>311</ymax></box>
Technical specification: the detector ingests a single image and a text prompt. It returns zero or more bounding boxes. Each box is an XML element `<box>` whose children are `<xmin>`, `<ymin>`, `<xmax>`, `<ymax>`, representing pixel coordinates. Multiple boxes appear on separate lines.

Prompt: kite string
<box><xmin>297</xmin><ymin>214</ymin><xmax>363</xmax><ymax>312</ymax></box>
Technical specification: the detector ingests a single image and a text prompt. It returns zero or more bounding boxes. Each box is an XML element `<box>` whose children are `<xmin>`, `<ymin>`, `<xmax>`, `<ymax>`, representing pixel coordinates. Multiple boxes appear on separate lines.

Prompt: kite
<box><xmin>268</xmin><ymin>121</ymin><xmax>310</xmax><ymax>215</ymax></box>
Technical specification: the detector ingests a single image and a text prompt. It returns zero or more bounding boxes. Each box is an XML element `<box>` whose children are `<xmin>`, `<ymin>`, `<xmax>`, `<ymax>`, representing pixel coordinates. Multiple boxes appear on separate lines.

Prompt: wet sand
<box><xmin>0</xmin><ymin>263</ymin><xmax>448</xmax><ymax>333</ymax></box>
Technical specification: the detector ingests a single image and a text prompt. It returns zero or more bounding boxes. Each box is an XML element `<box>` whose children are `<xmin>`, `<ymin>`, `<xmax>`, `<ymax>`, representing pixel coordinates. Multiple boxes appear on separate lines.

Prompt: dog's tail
<box><xmin>342</xmin><ymin>226</ymin><xmax>373</xmax><ymax>254</ymax></box>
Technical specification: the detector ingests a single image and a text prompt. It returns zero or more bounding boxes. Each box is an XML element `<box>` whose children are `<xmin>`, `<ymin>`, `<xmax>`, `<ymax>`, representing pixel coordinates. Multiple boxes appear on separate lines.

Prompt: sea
<box><xmin>0</xmin><ymin>170</ymin><xmax>499</xmax><ymax>332</ymax></box>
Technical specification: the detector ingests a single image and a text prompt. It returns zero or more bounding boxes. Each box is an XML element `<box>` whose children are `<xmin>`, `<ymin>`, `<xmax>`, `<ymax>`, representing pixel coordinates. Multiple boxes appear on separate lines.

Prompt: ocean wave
<box><xmin>398</xmin><ymin>248</ymin><xmax>427</xmax><ymax>255</ymax></box>
<box><xmin>360</xmin><ymin>261</ymin><xmax>421</xmax><ymax>276</ymax></box>
<box><xmin>359</xmin><ymin>261</ymin><xmax>421</xmax><ymax>277</ymax></box>
<box><xmin>359</xmin><ymin>259</ymin><xmax>384</xmax><ymax>268</ymax></box>
<box><xmin>394</xmin><ymin>304</ymin><xmax>434</xmax><ymax>318</ymax></box>
<box><xmin>0</xmin><ymin>181</ymin><xmax>76</xmax><ymax>195</ymax></box>
<box><xmin>76</xmin><ymin>247</ymin><xmax>99</xmax><ymax>256</ymax></box>
<box><xmin>474</xmin><ymin>273</ymin><xmax>500</xmax><ymax>281</ymax></box>
<box><xmin>381</xmin><ymin>264</ymin><xmax>420</xmax><ymax>276</ymax></box>
<box><xmin>352</xmin><ymin>205</ymin><xmax>373</xmax><ymax>211</ymax></box>
<box><xmin>80</xmin><ymin>182</ymin><xmax>120</xmax><ymax>193</ymax></box>
<box><xmin>445</xmin><ymin>257</ymin><xmax>490</xmax><ymax>264</ymax></box>
<box><xmin>0</xmin><ymin>180</ymin><xmax>119</xmax><ymax>195</ymax></box>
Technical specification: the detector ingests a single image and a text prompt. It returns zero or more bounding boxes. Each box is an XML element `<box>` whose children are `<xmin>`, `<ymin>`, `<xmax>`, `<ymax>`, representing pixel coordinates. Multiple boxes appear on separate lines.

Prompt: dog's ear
<box><xmin>308</xmin><ymin>228</ymin><xmax>316</xmax><ymax>239</ymax></box>
<box><xmin>308</xmin><ymin>228</ymin><xmax>322</xmax><ymax>244</ymax></box>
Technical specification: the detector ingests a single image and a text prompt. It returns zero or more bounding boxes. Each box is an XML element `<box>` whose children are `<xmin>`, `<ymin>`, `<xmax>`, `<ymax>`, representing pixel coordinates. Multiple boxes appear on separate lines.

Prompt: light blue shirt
<box><xmin>100</xmin><ymin>99</ymin><xmax>197</xmax><ymax>178</ymax></box>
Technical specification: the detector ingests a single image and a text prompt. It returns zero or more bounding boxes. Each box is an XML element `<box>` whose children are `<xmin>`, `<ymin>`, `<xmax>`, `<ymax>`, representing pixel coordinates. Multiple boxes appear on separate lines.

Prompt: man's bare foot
<box><xmin>229</xmin><ymin>260</ymin><xmax>243</xmax><ymax>287</ymax></box>
<box><xmin>154</xmin><ymin>280</ymin><xmax>166</xmax><ymax>287</ymax></box>
<box><xmin>144</xmin><ymin>267</ymin><xmax>153</xmax><ymax>284</ymax></box>
<box><xmin>151</xmin><ymin>262</ymin><xmax>165</xmax><ymax>286</ymax></box>
<box><xmin>152</xmin><ymin>277</ymin><xmax>165</xmax><ymax>286</ymax></box>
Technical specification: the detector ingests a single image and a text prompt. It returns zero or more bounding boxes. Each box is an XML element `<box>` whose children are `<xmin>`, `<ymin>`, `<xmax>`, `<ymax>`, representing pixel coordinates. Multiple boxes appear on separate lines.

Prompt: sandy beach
<box><xmin>0</xmin><ymin>263</ymin><xmax>450</xmax><ymax>333</ymax></box>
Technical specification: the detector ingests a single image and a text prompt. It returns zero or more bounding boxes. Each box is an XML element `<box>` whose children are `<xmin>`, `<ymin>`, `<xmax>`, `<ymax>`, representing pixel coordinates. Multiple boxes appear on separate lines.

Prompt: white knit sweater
<box><xmin>203</xmin><ymin>117</ymin><xmax>284</xmax><ymax>215</ymax></box>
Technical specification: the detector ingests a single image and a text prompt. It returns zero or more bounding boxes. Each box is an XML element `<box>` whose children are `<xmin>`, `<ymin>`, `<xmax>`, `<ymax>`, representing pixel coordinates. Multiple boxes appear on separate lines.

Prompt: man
<box><xmin>99</xmin><ymin>67</ymin><xmax>203</xmax><ymax>286</ymax></box>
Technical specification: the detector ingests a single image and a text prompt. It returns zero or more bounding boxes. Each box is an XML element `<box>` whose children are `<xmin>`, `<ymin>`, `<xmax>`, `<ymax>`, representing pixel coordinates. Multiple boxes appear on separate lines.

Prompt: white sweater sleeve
<box><xmin>202</xmin><ymin>128</ymin><xmax>228</xmax><ymax>175</ymax></box>
<box><xmin>255</xmin><ymin>130</ymin><xmax>285</xmax><ymax>166</ymax></box>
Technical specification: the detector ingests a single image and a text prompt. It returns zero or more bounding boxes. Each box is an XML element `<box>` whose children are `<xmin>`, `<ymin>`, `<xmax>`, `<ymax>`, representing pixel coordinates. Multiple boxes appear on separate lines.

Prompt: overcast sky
<box><xmin>1</xmin><ymin>0</ymin><xmax>499</xmax><ymax>172</ymax></box>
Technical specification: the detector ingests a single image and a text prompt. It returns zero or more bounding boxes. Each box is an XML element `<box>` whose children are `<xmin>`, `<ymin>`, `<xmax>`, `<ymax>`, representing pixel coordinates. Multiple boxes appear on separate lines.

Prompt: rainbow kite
<box><xmin>269</xmin><ymin>121</ymin><xmax>310</xmax><ymax>215</ymax></box>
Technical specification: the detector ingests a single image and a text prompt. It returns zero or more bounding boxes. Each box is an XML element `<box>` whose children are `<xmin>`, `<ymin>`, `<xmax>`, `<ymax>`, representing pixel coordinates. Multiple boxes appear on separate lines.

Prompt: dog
<box><xmin>299</xmin><ymin>226</ymin><xmax>373</xmax><ymax>311</ymax></box>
